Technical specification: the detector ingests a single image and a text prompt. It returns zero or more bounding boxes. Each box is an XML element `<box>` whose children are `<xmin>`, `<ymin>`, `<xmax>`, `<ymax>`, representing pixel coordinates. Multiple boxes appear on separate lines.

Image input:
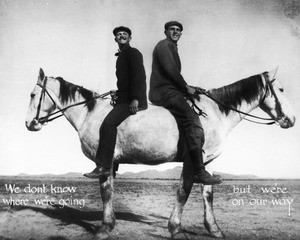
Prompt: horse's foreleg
<box><xmin>202</xmin><ymin>185</ymin><xmax>224</xmax><ymax>238</ymax></box>
<box><xmin>168</xmin><ymin>158</ymin><xmax>194</xmax><ymax>237</ymax></box>
<box><xmin>96</xmin><ymin>173</ymin><xmax>116</xmax><ymax>240</ymax></box>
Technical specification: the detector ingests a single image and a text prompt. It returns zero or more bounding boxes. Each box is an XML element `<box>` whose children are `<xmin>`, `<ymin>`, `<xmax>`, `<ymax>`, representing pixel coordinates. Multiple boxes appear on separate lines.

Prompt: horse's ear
<box><xmin>268</xmin><ymin>66</ymin><xmax>279</xmax><ymax>81</ymax></box>
<box><xmin>39</xmin><ymin>68</ymin><xmax>45</xmax><ymax>82</ymax></box>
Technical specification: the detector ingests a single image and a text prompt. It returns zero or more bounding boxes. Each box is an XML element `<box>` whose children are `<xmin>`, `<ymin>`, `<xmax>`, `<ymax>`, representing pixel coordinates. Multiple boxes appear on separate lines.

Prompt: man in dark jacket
<box><xmin>84</xmin><ymin>26</ymin><xmax>147</xmax><ymax>178</ymax></box>
<box><xmin>149</xmin><ymin>21</ymin><xmax>221</xmax><ymax>185</ymax></box>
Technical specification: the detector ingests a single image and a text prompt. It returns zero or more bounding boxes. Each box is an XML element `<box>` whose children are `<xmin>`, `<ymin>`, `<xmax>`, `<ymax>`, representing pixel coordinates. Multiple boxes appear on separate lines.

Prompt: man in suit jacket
<box><xmin>84</xmin><ymin>26</ymin><xmax>147</xmax><ymax>178</ymax></box>
<box><xmin>149</xmin><ymin>21</ymin><xmax>221</xmax><ymax>185</ymax></box>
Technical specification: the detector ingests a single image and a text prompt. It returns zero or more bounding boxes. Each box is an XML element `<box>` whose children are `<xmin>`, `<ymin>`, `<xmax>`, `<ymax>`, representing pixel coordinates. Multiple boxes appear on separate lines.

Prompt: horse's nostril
<box><xmin>33</xmin><ymin>118</ymin><xmax>39</xmax><ymax>125</ymax></box>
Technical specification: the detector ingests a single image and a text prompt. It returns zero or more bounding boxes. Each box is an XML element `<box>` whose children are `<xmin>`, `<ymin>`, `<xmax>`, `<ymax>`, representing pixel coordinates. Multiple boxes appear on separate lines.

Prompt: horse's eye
<box><xmin>279</xmin><ymin>88</ymin><xmax>284</xmax><ymax>93</ymax></box>
<box><xmin>30</xmin><ymin>93</ymin><xmax>35</xmax><ymax>98</ymax></box>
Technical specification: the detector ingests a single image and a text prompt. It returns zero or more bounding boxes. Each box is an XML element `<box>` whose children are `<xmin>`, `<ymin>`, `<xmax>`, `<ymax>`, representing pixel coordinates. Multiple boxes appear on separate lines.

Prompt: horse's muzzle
<box><xmin>277</xmin><ymin>116</ymin><xmax>296</xmax><ymax>129</ymax></box>
<box><xmin>25</xmin><ymin>119</ymin><xmax>42</xmax><ymax>131</ymax></box>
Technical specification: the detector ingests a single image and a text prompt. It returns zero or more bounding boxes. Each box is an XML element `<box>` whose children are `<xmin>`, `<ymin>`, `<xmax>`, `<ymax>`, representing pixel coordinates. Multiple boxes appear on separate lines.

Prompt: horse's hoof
<box><xmin>171</xmin><ymin>231</ymin><xmax>189</xmax><ymax>240</ymax></box>
<box><xmin>169</xmin><ymin>225</ymin><xmax>185</xmax><ymax>239</ymax></box>
<box><xmin>210</xmin><ymin>230</ymin><xmax>226</xmax><ymax>239</ymax></box>
<box><xmin>205</xmin><ymin>220</ymin><xmax>225</xmax><ymax>238</ymax></box>
<box><xmin>168</xmin><ymin>221</ymin><xmax>182</xmax><ymax>237</ymax></box>
<box><xmin>95</xmin><ymin>225</ymin><xmax>111</xmax><ymax>240</ymax></box>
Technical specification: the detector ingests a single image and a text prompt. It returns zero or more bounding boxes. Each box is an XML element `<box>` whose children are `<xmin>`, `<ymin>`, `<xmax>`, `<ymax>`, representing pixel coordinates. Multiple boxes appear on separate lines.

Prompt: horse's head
<box><xmin>259</xmin><ymin>68</ymin><xmax>296</xmax><ymax>129</ymax></box>
<box><xmin>25</xmin><ymin>68</ymin><xmax>57</xmax><ymax>131</ymax></box>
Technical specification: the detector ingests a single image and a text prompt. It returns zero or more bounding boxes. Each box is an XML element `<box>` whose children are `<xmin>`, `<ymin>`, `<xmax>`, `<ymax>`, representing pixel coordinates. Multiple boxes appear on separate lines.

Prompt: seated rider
<box><xmin>84</xmin><ymin>26</ymin><xmax>147</xmax><ymax>178</ymax></box>
<box><xmin>149</xmin><ymin>21</ymin><xmax>221</xmax><ymax>185</ymax></box>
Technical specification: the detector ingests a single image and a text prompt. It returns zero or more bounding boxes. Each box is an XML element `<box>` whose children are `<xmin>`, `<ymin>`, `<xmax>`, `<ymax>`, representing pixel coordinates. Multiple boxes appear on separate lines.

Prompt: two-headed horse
<box><xmin>25</xmin><ymin>68</ymin><xmax>295</xmax><ymax>239</ymax></box>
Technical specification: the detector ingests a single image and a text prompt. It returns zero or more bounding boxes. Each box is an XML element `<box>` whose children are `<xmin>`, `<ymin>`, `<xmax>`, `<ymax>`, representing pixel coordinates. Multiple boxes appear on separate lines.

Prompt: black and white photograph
<box><xmin>0</xmin><ymin>0</ymin><xmax>299</xmax><ymax>239</ymax></box>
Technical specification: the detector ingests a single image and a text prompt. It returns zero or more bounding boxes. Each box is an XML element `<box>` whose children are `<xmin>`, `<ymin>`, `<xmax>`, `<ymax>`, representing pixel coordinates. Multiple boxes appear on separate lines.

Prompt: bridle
<box><xmin>192</xmin><ymin>70</ymin><xmax>284</xmax><ymax>125</ymax></box>
<box><xmin>34</xmin><ymin>77</ymin><xmax>57</xmax><ymax>124</ymax></box>
<box><xmin>261</xmin><ymin>71</ymin><xmax>285</xmax><ymax>123</ymax></box>
<box><xmin>33</xmin><ymin>77</ymin><xmax>111</xmax><ymax>124</ymax></box>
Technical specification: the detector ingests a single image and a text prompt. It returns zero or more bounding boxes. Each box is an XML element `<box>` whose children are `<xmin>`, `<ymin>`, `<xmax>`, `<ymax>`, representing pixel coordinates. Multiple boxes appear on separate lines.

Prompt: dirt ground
<box><xmin>0</xmin><ymin>178</ymin><xmax>299</xmax><ymax>240</ymax></box>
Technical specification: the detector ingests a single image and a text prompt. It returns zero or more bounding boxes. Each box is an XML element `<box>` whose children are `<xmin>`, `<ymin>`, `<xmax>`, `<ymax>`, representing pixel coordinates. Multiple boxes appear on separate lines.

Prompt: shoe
<box><xmin>83</xmin><ymin>166</ymin><xmax>110</xmax><ymax>179</ymax></box>
<box><xmin>193</xmin><ymin>169</ymin><xmax>222</xmax><ymax>185</ymax></box>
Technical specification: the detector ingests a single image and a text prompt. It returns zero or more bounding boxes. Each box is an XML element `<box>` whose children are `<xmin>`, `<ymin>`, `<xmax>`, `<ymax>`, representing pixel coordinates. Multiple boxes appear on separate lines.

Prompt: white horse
<box><xmin>25</xmin><ymin>68</ymin><xmax>295</xmax><ymax>239</ymax></box>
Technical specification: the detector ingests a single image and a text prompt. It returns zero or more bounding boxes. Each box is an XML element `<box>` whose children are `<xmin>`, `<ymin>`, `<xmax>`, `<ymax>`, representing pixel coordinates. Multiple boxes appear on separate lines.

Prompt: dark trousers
<box><xmin>95</xmin><ymin>103</ymin><xmax>131</xmax><ymax>168</ymax></box>
<box><xmin>163</xmin><ymin>94</ymin><xmax>204</xmax><ymax>151</ymax></box>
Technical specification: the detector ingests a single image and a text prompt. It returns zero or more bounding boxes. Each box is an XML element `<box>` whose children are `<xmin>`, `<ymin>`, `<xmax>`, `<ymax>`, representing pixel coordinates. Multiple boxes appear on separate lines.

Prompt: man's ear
<box><xmin>114</xmin><ymin>37</ymin><xmax>118</xmax><ymax>42</ymax></box>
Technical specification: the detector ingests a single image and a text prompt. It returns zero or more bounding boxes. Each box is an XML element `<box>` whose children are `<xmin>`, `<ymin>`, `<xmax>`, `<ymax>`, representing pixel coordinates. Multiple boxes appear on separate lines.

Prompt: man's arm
<box><xmin>155</xmin><ymin>41</ymin><xmax>187</xmax><ymax>90</ymax></box>
<box><xmin>128</xmin><ymin>48</ymin><xmax>146</xmax><ymax>113</ymax></box>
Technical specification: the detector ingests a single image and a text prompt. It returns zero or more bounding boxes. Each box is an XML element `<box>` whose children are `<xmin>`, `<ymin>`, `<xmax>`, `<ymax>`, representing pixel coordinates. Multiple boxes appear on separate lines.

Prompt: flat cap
<box><xmin>113</xmin><ymin>26</ymin><xmax>132</xmax><ymax>36</ymax></box>
<box><xmin>164</xmin><ymin>21</ymin><xmax>183</xmax><ymax>31</ymax></box>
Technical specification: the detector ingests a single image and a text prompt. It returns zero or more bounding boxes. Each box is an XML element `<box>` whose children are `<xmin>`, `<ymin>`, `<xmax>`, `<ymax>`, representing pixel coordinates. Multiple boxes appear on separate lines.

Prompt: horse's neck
<box><xmin>58</xmin><ymin>94</ymin><xmax>90</xmax><ymax>131</ymax></box>
<box><xmin>48</xmin><ymin>79</ymin><xmax>93</xmax><ymax>131</ymax></box>
<box><xmin>206</xmin><ymin>75</ymin><xmax>265</xmax><ymax>133</ymax></box>
<box><xmin>224</xmin><ymin>99</ymin><xmax>260</xmax><ymax>131</ymax></box>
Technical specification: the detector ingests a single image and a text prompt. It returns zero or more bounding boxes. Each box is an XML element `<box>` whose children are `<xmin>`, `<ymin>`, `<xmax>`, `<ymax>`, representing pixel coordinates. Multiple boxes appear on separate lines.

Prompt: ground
<box><xmin>0</xmin><ymin>178</ymin><xmax>299</xmax><ymax>240</ymax></box>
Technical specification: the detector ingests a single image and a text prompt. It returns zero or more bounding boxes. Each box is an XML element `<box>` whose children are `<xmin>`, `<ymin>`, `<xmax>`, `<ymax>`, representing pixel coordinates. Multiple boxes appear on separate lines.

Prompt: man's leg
<box><xmin>189</xmin><ymin>149</ymin><xmax>221</xmax><ymax>184</ymax></box>
<box><xmin>84</xmin><ymin>103</ymin><xmax>131</xmax><ymax>178</ymax></box>
<box><xmin>164</xmin><ymin>94</ymin><xmax>221</xmax><ymax>185</ymax></box>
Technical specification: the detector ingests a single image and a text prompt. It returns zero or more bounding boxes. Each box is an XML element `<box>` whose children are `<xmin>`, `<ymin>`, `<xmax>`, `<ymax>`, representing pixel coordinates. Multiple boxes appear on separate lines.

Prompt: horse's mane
<box><xmin>209</xmin><ymin>74</ymin><xmax>264</xmax><ymax>115</ymax></box>
<box><xmin>55</xmin><ymin>77</ymin><xmax>96</xmax><ymax>112</ymax></box>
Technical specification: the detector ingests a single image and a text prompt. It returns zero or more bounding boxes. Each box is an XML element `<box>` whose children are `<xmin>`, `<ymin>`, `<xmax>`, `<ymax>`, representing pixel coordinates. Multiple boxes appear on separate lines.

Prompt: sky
<box><xmin>0</xmin><ymin>0</ymin><xmax>299</xmax><ymax>178</ymax></box>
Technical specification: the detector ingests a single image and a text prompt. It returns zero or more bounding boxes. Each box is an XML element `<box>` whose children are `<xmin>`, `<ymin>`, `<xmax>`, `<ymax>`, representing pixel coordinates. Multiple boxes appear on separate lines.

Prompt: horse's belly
<box><xmin>115</xmin><ymin>109</ymin><xmax>179</xmax><ymax>164</ymax></box>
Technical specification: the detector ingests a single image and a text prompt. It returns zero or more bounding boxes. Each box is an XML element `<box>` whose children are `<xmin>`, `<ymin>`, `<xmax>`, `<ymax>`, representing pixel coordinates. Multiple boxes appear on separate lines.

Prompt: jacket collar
<box><xmin>115</xmin><ymin>44</ymin><xmax>131</xmax><ymax>57</ymax></box>
<box><xmin>165</xmin><ymin>38</ymin><xmax>178</xmax><ymax>46</ymax></box>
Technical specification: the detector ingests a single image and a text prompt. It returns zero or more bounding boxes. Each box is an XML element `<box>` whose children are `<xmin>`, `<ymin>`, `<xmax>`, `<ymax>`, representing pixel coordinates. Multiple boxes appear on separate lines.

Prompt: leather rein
<box><xmin>35</xmin><ymin>72</ymin><xmax>281</xmax><ymax>126</ymax></box>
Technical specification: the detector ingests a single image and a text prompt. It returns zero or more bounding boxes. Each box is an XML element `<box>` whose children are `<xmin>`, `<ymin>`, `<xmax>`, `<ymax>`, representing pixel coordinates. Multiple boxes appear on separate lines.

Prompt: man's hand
<box><xmin>129</xmin><ymin>100</ymin><xmax>139</xmax><ymax>114</ymax></box>
<box><xmin>186</xmin><ymin>85</ymin><xmax>196</xmax><ymax>95</ymax></box>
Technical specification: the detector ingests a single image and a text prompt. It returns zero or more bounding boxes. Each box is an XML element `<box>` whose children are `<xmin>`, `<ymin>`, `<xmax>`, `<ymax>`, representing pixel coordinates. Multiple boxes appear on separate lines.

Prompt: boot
<box><xmin>189</xmin><ymin>149</ymin><xmax>222</xmax><ymax>185</ymax></box>
<box><xmin>83</xmin><ymin>166</ymin><xmax>110</xmax><ymax>179</ymax></box>
<box><xmin>193</xmin><ymin>168</ymin><xmax>222</xmax><ymax>185</ymax></box>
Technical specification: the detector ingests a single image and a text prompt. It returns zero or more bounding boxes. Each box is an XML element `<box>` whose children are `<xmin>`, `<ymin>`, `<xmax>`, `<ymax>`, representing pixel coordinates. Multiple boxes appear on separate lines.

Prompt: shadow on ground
<box><xmin>6</xmin><ymin>205</ymin><xmax>170</xmax><ymax>235</ymax></box>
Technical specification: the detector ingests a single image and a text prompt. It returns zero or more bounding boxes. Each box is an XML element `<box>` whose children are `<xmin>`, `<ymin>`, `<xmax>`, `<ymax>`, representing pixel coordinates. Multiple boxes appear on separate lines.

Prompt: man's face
<box><xmin>165</xmin><ymin>25</ymin><xmax>182</xmax><ymax>43</ymax></box>
<box><xmin>115</xmin><ymin>31</ymin><xmax>131</xmax><ymax>45</ymax></box>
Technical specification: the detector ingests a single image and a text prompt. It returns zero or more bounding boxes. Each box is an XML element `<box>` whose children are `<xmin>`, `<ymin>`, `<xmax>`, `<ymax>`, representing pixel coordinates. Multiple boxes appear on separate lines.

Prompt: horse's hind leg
<box><xmin>202</xmin><ymin>185</ymin><xmax>225</xmax><ymax>238</ymax></box>
<box><xmin>96</xmin><ymin>173</ymin><xmax>116</xmax><ymax>240</ymax></box>
<box><xmin>168</xmin><ymin>157</ymin><xmax>194</xmax><ymax>237</ymax></box>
